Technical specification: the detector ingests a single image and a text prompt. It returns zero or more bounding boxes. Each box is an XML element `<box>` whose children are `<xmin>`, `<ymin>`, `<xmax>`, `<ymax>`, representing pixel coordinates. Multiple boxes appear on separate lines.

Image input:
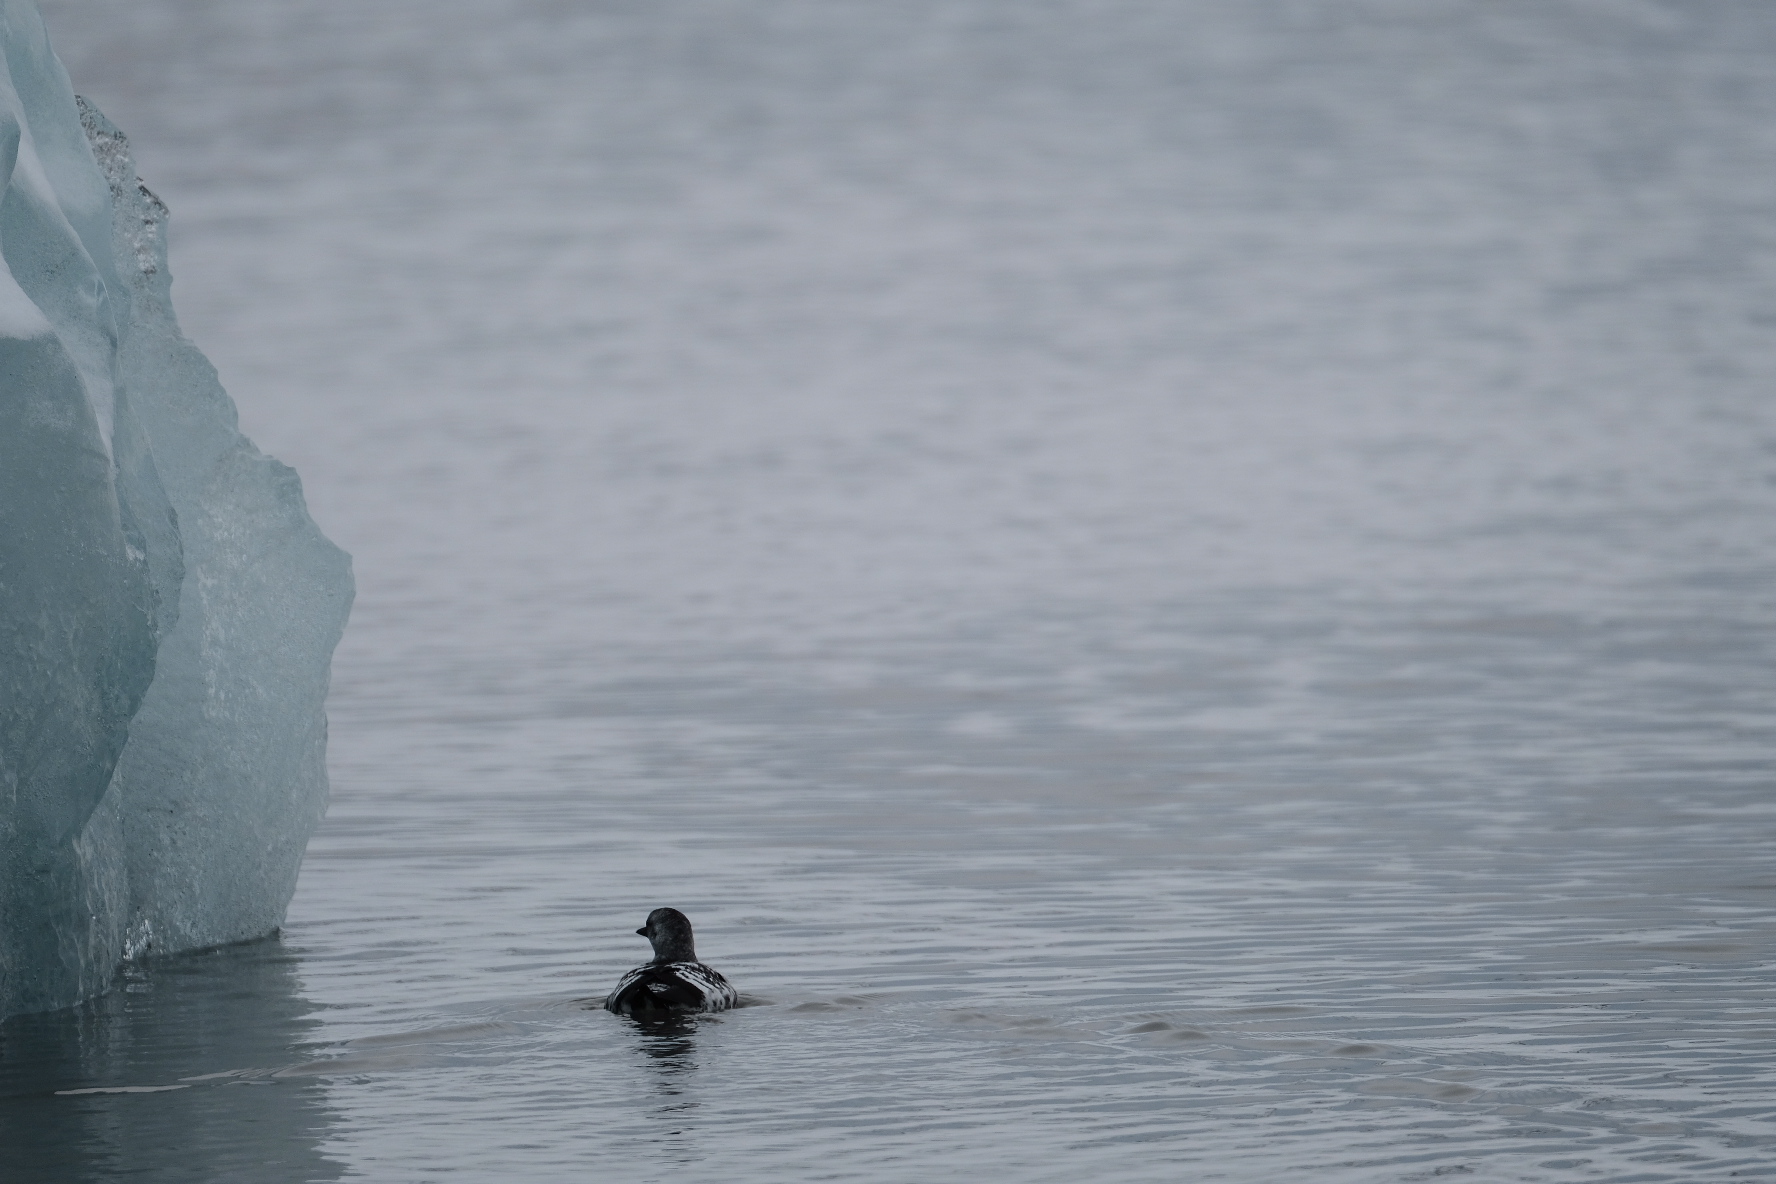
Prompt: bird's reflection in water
<box><xmin>621</xmin><ymin>1012</ymin><xmax>705</xmax><ymax>1161</ymax></box>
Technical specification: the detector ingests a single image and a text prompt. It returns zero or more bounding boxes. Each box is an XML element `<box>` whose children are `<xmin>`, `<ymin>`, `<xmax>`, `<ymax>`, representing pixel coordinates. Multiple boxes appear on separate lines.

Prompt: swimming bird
<box><xmin>604</xmin><ymin>907</ymin><xmax>738</xmax><ymax>1015</ymax></box>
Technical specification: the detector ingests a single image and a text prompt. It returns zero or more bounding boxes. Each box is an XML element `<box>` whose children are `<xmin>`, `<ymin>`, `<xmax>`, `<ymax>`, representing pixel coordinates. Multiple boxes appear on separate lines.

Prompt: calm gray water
<box><xmin>8</xmin><ymin>1</ymin><xmax>1776</xmax><ymax>1179</ymax></box>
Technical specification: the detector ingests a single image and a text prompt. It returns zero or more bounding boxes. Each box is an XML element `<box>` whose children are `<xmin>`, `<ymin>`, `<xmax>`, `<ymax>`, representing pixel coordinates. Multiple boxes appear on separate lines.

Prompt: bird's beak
<box><xmin>636</xmin><ymin>926</ymin><xmax>648</xmax><ymax>936</ymax></box>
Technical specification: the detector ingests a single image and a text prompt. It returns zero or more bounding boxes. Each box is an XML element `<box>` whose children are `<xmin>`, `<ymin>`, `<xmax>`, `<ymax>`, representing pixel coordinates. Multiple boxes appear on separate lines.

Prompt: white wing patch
<box><xmin>667</xmin><ymin>961</ymin><xmax>739</xmax><ymax>1011</ymax></box>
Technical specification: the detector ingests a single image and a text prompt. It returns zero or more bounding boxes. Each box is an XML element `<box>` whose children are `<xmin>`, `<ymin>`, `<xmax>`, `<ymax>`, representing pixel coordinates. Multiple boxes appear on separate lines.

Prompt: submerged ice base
<box><xmin>0</xmin><ymin>2</ymin><xmax>351</xmax><ymax>1017</ymax></box>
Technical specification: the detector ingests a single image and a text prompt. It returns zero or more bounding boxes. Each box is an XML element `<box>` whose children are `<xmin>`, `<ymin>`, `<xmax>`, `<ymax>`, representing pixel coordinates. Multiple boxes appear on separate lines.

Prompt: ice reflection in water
<box><xmin>0</xmin><ymin>941</ymin><xmax>343</xmax><ymax>1183</ymax></box>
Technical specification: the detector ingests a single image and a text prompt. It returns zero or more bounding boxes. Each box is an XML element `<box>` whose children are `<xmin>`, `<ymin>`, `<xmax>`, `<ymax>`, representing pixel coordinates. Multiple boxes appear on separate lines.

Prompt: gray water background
<box><xmin>6</xmin><ymin>1</ymin><xmax>1776</xmax><ymax>1179</ymax></box>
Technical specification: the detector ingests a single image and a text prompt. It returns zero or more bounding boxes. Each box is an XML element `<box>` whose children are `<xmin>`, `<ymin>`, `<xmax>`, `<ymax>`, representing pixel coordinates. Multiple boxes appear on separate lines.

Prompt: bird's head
<box><xmin>637</xmin><ymin>907</ymin><xmax>698</xmax><ymax>963</ymax></box>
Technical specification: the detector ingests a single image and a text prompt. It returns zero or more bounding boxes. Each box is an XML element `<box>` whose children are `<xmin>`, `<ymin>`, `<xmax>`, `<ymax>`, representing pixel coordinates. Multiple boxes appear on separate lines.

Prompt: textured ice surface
<box><xmin>0</xmin><ymin>1</ymin><xmax>351</xmax><ymax>1017</ymax></box>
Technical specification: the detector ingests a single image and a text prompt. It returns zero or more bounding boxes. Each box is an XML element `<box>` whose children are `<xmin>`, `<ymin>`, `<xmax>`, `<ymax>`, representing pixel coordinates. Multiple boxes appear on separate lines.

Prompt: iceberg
<box><xmin>0</xmin><ymin>1</ymin><xmax>352</xmax><ymax>1017</ymax></box>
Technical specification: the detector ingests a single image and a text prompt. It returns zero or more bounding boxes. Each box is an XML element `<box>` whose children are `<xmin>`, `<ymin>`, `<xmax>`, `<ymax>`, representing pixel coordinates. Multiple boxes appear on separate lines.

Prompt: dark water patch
<box><xmin>1629</xmin><ymin>942</ymin><xmax>1750</xmax><ymax>957</ymax></box>
<box><xmin>347</xmin><ymin>1021</ymin><xmax>517</xmax><ymax>1048</ymax></box>
<box><xmin>1358</xmin><ymin>1079</ymin><xmax>1484</xmax><ymax>1102</ymax></box>
<box><xmin>1229</xmin><ymin>1006</ymin><xmax>1314</xmax><ymax>1017</ymax></box>
<box><xmin>0</xmin><ymin>940</ymin><xmax>343</xmax><ymax>1183</ymax></box>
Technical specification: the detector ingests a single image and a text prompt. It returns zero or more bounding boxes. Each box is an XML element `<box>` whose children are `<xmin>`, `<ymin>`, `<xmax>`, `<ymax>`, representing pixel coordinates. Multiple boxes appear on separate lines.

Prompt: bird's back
<box><xmin>604</xmin><ymin>961</ymin><xmax>738</xmax><ymax>1015</ymax></box>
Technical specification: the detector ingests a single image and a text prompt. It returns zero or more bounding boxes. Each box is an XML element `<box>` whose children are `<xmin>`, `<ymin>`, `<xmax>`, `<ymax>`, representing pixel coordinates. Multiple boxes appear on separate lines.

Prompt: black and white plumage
<box><xmin>604</xmin><ymin>907</ymin><xmax>738</xmax><ymax>1016</ymax></box>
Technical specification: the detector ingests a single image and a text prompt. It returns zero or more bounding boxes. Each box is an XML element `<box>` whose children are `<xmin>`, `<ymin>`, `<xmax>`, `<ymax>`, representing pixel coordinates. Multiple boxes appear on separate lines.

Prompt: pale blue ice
<box><xmin>0</xmin><ymin>0</ymin><xmax>350</xmax><ymax>1018</ymax></box>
